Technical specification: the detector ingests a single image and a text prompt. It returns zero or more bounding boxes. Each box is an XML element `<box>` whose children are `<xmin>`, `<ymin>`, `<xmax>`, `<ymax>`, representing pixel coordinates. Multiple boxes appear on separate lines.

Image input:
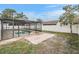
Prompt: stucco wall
<box><xmin>42</xmin><ymin>22</ymin><xmax>79</xmax><ymax>34</ymax></box>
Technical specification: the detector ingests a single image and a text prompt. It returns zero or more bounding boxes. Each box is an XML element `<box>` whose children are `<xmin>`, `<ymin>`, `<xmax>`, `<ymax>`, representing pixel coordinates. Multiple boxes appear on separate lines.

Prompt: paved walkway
<box><xmin>0</xmin><ymin>37</ymin><xmax>23</xmax><ymax>45</ymax></box>
<box><xmin>25</xmin><ymin>33</ymin><xmax>55</xmax><ymax>44</ymax></box>
<box><xmin>0</xmin><ymin>33</ymin><xmax>55</xmax><ymax>45</ymax></box>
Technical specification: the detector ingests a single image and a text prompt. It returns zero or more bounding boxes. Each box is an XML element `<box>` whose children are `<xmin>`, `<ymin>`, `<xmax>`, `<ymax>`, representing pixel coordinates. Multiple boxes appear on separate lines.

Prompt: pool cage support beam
<box><xmin>29</xmin><ymin>23</ymin><xmax>31</xmax><ymax>34</ymax></box>
<box><xmin>35</xmin><ymin>23</ymin><xmax>37</xmax><ymax>31</ymax></box>
<box><xmin>12</xmin><ymin>19</ymin><xmax>14</xmax><ymax>38</ymax></box>
<box><xmin>1</xmin><ymin>20</ymin><xmax>3</xmax><ymax>40</ymax></box>
<box><xmin>40</xmin><ymin>22</ymin><xmax>42</xmax><ymax>32</ymax></box>
<box><xmin>18</xmin><ymin>24</ymin><xmax>20</xmax><ymax>37</ymax></box>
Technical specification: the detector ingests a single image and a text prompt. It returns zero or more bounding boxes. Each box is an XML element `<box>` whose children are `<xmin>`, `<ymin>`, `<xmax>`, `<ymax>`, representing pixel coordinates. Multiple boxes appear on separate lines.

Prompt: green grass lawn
<box><xmin>43</xmin><ymin>31</ymin><xmax>79</xmax><ymax>53</ymax></box>
<box><xmin>0</xmin><ymin>40</ymin><xmax>35</xmax><ymax>54</ymax></box>
<box><xmin>56</xmin><ymin>33</ymin><xmax>79</xmax><ymax>53</ymax></box>
<box><xmin>0</xmin><ymin>31</ymin><xmax>79</xmax><ymax>54</ymax></box>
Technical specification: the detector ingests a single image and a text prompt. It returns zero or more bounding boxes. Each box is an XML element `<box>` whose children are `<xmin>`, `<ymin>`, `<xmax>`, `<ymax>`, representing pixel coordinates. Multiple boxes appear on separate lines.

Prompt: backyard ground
<box><xmin>0</xmin><ymin>32</ymin><xmax>79</xmax><ymax>54</ymax></box>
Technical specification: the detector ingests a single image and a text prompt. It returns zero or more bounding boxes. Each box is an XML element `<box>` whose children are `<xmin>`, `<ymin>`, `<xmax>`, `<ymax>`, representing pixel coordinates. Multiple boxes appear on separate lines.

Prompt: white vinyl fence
<box><xmin>42</xmin><ymin>23</ymin><xmax>79</xmax><ymax>34</ymax></box>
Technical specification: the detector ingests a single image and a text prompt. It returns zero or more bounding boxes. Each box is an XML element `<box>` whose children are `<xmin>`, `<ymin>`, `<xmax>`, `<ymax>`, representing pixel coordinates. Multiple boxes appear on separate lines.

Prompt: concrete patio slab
<box><xmin>0</xmin><ymin>33</ymin><xmax>55</xmax><ymax>45</ymax></box>
<box><xmin>25</xmin><ymin>33</ymin><xmax>55</xmax><ymax>44</ymax></box>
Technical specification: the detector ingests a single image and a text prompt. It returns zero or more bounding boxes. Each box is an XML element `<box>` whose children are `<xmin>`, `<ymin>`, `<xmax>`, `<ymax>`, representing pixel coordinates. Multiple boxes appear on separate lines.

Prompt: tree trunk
<box><xmin>70</xmin><ymin>23</ymin><xmax>72</xmax><ymax>34</ymax></box>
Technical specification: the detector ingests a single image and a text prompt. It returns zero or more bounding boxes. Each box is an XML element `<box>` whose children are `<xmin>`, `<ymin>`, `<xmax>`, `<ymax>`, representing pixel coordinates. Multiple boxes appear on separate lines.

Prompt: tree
<box><xmin>74</xmin><ymin>5</ymin><xmax>79</xmax><ymax>22</ymax></box>
<box><xmin>74</xmin><ymin>5</ymin><xmax>79</xmax><ymax>12</ymax></box>
<box><xmin>1</xmin><ymin>8</ymin><xmax>16</xmax><ymax>19</ymax></box>
<box><xmin>59</xmin><ymin>5</ymin><xmax>76</xmax><ymax>33</ymax></box>
<box><xmin>14</xmin><ymin>12</ymin><xmax>28</xmax><ymax>20</ymax></box>
<box><xmin>74</xmin><ymin>5</ymin><xmax>79</xmax><ymax>35</ymax></box>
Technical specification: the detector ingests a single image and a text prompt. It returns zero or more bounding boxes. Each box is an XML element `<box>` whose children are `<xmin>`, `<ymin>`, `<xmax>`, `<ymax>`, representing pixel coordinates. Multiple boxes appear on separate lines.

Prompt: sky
<box><xmin>0</xmin><ymin>4</ymin><xmax>75</xmax><ymax>21</ymax></box>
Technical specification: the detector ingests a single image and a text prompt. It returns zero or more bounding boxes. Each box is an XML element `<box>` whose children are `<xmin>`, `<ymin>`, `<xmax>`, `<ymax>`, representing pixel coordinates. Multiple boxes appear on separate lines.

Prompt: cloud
<box><xmin>24</xmin><ymin>12</ymin><xmax>37</xmax><ymax>21</ymax></box>
<box><xmin>46</xmin><ymin>10</ymin><xmax>65</xmax><ymax>16</ymax></box>
<box><xmin>40</xmin><ymin>10</ymin><xmax>65</xmax><ymax>20</ymax></box>
<box><xmin>24</xmin><ymin>12</ymin><xmax>44</xmax><ymax>21</ymax></box>
<box><xmin>24</xmin><ymin>10</ymin><xmax>65</xmax><ymax>21</ymax></box>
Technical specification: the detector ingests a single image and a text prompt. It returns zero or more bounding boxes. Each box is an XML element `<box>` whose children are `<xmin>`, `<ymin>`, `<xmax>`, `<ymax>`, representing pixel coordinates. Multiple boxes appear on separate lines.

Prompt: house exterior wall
<box><xmin>42</xmin><ymin>22</ymin><xmax>79</xmax><ymax>34</ymax></box>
